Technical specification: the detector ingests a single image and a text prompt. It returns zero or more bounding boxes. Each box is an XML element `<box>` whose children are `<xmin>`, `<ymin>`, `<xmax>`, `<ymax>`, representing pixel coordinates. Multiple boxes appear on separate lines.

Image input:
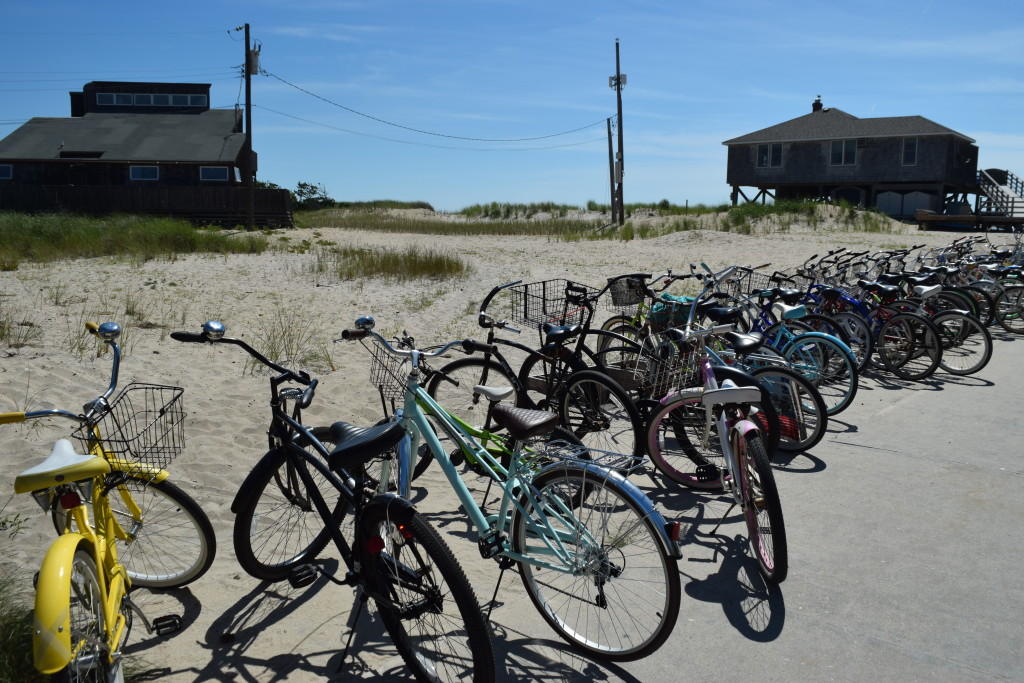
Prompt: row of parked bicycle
<box><xmin>6</xmin><ymin>233</ymin><xmax>1019</xmax><ymax>682</ymax></box>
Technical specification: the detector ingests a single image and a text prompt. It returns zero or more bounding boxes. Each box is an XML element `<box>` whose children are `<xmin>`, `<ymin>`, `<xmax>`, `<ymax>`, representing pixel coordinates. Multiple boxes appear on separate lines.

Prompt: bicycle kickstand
<box><xmin>484</xmin><ymin>557</ymin><xmax>515</xmax><ymax>620</ymax></box>
<box><xmin>709</xmin><ymin>501</ymin><xmax>739</xmax><ymax>536</ymax></box>
<box><xmin>338</xmin><ymin>586</ymin><xmax>371</xmax><ymax>673</ymax></box>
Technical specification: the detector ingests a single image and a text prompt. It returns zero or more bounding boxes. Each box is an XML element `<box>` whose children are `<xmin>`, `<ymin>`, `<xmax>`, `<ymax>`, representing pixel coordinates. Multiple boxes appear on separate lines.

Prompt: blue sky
<box><xmin>3</xmin><ymin>0</ymin><xmax>1023</xmax><ymax>212</ymax></box>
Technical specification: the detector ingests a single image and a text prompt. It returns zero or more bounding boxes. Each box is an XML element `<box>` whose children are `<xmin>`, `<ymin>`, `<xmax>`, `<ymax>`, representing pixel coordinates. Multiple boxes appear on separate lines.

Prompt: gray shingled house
<box><xmin>0</xmin><ymin>81</ymin><xmax>291</xmax><ymax>226</ymax></box>
<box><xmin>722</xmin><ymin>98</ymin><xmax>979</xmax><ymax>217</ymax></box>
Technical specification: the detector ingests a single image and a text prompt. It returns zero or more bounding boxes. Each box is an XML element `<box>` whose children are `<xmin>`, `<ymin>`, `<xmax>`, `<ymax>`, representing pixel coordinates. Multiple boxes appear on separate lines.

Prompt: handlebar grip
<box><xmin>85</xmin><ymin>321</ymin><xmax>99</xmax><ymax>334</ymax></box>
<box><xmin>0</xmin><ymin>412</ymin><xmax>26</xmax><ymax>425</ymax></box>
<box><xmin>341</xmin><ymin>329</ymin><xmax>368</xmax><ymax>340</ymax></box>
<box><xmin>463</xmin><ymin>339</ymin><xmax>497</xmax><ymax>355</ymax></box>
<box><xmin>299</xmin><ymin>378</ymin><xmax>318</xmax><ymax>409</ymax></box>
<box><xmin>170</xmin><ymin>331</ymin><xmax>208</xmax><ymax>343</ymax></box>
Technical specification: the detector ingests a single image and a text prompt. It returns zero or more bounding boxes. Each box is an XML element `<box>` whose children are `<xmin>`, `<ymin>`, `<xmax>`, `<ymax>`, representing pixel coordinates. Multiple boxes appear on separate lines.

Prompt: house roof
<box><xmin>722</xmin><ymin>108</ymin><xmax>976</xmax><ymax>146</ymax></box>
<box><xmin>0</xmin><ymin>109</ymin><xmax>245</xmax><ymax>162</ymax></box>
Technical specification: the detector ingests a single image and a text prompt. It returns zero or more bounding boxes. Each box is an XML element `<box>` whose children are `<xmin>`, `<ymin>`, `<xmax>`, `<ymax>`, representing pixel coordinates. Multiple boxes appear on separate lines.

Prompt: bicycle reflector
<box><xmin>60</xmin><ymin>491</ymin><xmax>82</xmax><ymax>510</ymax></box>
<box><xmin>367</xmin><ymin>536</ymin><xmax>386</xmax><ymax>554</ymax></box>
<box><xmin>665</xmin><ymin>521</ymin><xmax>682</xmax><ymax>543</ymax></box>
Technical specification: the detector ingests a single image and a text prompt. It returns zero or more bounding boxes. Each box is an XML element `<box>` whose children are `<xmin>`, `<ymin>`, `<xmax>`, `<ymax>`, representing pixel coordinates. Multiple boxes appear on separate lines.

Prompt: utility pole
<box><xmin>607</xmin><ymin>118</ymin><xmax>616</xmax><ymax>224</ymax></box>
<box><xmin>609</xmin><ymin>39</ymin><xmax>626</xmax><ymax>226</ymax></box>
<box><xmin>237</xmin><ymin>23</ymin><xmax>258</xmax><ymax>230</ymax></box>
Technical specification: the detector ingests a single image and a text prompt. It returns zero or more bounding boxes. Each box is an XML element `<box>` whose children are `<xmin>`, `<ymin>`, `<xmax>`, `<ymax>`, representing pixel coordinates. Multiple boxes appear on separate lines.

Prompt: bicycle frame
<box><xmin>350</xmin><ymin>331</ymin><xmax>682</xmax><ymax>570</ymax></box>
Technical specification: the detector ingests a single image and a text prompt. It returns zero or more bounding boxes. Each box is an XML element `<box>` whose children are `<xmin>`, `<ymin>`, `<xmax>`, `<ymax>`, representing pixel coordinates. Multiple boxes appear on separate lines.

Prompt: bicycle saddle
<box><xmin>15</xmin><ymin>439</ymin><xmax>111</xmax><ymax>494</ymax></box>
<box><xmin>490</xmin><ymin>404</ymin><xmax>560</xmax><ymax>441</ymax></box>
<box><xmin>723</xmin><ymin>331</ymin><xmax>766</xmax><ymax>355</ymax></box>
<box><xmin>541</xmin><ymin>322</ymin><xmax>582</xmax><ymax>345</ymax></box>
<box><xmin>324</xmin><ymin>420</ymin><xmax>406</xmax><ymax>472</ymax></box>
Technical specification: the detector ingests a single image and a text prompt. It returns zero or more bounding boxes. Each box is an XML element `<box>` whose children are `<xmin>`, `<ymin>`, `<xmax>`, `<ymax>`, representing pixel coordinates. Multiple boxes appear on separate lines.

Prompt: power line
<box><xmin>264</xmin><ymin>71</ymin><xmax>609</xmax><ymax>143</ymax></box>
<box><xmin>255</xmin><ymin>104</ymin><xmax>605</xmax><ymax>151</ymax></box>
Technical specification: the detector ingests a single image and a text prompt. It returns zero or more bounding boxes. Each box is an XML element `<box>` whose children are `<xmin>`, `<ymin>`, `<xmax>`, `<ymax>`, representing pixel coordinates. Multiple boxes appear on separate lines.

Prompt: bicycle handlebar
<box><xmin>172</xmin><ymin>323</ymin><xmax>318</xmax><ymax>409</ymax></box>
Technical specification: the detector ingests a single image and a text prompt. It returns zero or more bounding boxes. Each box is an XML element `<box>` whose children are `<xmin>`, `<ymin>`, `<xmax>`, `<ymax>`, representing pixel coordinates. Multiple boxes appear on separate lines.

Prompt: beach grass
<box><xmin>0</xmin><ymin>213</ymin><xmax>269</xmax><ymax>267</ymax></box>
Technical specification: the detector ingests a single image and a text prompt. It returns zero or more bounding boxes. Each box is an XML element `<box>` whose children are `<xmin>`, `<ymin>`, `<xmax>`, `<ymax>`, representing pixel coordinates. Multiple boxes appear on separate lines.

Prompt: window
<box><xmin>902</xmin><ymin>137</ymin><xmax>917</xmax><ymax>166</ymax></box>
<box><xmin>171</xmin><ymin>94</ymin><xmax>189</xmax><ymax>106</ymax></box>
<box><xmin>756</xmin><ymin>143</ymin><xmax>783</xmax><ymax>168</ymax></box>
<box><xmin>129</xmin><ymin>165</ymin><xmax>159</xmax><ymax>181</ymax></box>
<box><xmin>200</xmin><ymin>166</ymin><xmax>229</xmax><ymax>181</ymax></box>
<box><xmin>96</xmin><ymin>93</ymin><xmax>114</xmax><ymax>105</ymax></box>
<box><xmin>0</xmin><ymin>165</ymin><xmax>11</xmax><ymax>180</ymax></box>
<box><xmin>152</xmin><ymin>94</ymin><xmax>170</xmax><ymax>106</ymax></box>
<box><xmin>189</xmin><ymin>94</ymin><xmax>208</xmax><ymax>107</ymax></box>
<box><xmin>134</xmin><ymin>94</ymin><xmax>152</xmax><ymax>106</ymax></box>
<box><xmin>831</xmin><ymin>139</ymin><xmax>857</xmax><ymax>165</ymax></box>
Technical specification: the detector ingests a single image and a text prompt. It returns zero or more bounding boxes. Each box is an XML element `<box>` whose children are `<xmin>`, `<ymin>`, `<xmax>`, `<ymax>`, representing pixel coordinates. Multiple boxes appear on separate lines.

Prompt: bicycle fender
<box><xmin>359</xmin><ymin>494</ymin><xmax>418</xmax><ymax>539</ymax></box>
<box><xmin>535</xmin><ymin>461</ymin><xmax>682</xmax><ymax>559</ymax></box>
<box><xmin>732</xmin><ymin>418</ymin><xmax>762</xmax><ymax>439</ymax></box>
<box><xmin>33</xmin><ymin>534</ymin><xmax>91</xmax><ymax>674</ymax></box>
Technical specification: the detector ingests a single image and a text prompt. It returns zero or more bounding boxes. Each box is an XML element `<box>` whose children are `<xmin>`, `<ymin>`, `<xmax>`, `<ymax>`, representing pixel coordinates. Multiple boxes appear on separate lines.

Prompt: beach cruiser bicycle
<box><xmin>4</xmin><ymin>321</ymin><xmax>215</xmax><ymax>682</ymax></box>
<box><xmin>172</xmin><ymin>321</ymin><xmax>495</xmax><ymax>683</ymax></box>
<box><xmin>340</xmin><ymin>316</ymin><xmax>683</xmax><ymax>661</ymax></box>
<box><xmin>644</xmin><ymin>323</ymin><xmax>788</xmax><ymax>583</ymax></box>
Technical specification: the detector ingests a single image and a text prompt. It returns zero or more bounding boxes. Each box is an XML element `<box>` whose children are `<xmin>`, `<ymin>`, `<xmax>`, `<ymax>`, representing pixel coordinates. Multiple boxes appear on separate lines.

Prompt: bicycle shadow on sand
<box><xmin>643</xmin><ymin>479</ymin><xmax>786</xmax><ymax>642</ymax></box>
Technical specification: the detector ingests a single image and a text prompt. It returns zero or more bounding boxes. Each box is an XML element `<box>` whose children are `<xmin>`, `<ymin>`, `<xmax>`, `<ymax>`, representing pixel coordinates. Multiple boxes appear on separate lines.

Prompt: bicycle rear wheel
<box><xmin>511</xmin><ymin>467</ymin><xmax>680</xmax><ymax>661</ymax></box>
<box><xmin>557</xmin><ymin>369</ymin><xmax>644</xmax><ymax>457</ymax></box>
<box><xmin>53</xmin><ymin>550</ymin><xmax>114</xmax><ymax>683</ymax></box>
<box><xmin>780</xmin><ymin>333</ymin><xmax>858</xmax><ymax>415</ymax></box>
<box><xmin>734</xmin><ymin>430</ymin><xmax>788</xmax><ymax>583</ymax></box>
<box><xmin>750</xmin><ymin>366</ymin><xmax>828</xmax><ymax>452</ymax></box>
<box><xmin>931</xmin><ymin>310</ymin><xmax>993</xmax><ymax>375</ymax></box>
<box><xmin>876</xmin><ymin>312</ymin><xmax>942</xmax><ymax>381</ymax></box>
<box><xmin>646</xmin><ymin>394</ymin><xmax>726</xmax><ymax>489</ymax></box>
<box><xmin>994</xmin><ymin>285</ymin><xmax>1024</xmax><ymax>333</ymax></box>
<box><xmin>362</xmin><ymin>505</ymin><xmax>495</xmax><ymax>682</ymax></box>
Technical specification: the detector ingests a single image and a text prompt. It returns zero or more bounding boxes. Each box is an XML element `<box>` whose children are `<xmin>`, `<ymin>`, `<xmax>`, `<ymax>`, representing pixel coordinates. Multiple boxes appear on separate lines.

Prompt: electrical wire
<box><xmin>264</xmin><ymin>71</ymin><xmax>609</xmax><ymax>143</ymax></box>
<box><xmin>254</xmin><ymin>104</ymin><xmax>605</xmax><ymax>152</ymax></box>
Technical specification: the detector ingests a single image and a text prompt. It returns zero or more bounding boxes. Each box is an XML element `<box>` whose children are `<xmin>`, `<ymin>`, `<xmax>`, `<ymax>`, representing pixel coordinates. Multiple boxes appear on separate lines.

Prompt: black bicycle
<box><xmin>172</xmin><ymin>321</ymin><xmax>495</xmax><ymax>683</ymax></box>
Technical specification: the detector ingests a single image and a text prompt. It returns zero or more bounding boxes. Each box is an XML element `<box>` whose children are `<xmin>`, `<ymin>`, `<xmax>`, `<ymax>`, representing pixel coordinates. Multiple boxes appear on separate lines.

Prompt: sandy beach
<box><xmin>0</xmin><ymin>213</ymin><xmax>1002</xmax><ymax>681</ymax></box>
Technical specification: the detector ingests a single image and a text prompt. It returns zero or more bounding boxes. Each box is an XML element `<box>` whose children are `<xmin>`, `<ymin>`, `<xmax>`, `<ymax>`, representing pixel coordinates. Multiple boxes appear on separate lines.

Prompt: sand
<box><xmin>0</xmin><ymin>213</ymin><xmax>990</xmax><ymax>680</ymax></box>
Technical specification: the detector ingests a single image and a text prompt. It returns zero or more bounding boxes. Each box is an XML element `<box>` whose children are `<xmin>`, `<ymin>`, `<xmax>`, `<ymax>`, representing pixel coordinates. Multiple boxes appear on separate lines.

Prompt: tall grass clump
<box><xmin>244</xmin><ymin>306</ymin><xmax>334</xmax><ymax>375</ymax></box>
<box><xmin>0</xmin><ymin>496</ymin><xmax>45</xmax><ymax>682</ymax></box>
<box><xmin>0</xmin><ymin>213</ymin><xmax>269</xmax><ymax>266</ymax></box>
<box><xmin>307</xmin><ymin>244</ymin><xmax>469</xmax><ymax>281</ymax></box>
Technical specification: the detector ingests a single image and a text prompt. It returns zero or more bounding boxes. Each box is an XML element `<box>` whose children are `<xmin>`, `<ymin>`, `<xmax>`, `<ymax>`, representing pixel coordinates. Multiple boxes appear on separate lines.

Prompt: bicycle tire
<box><xmin>828</xmin><ymin>310</ymin><xmax>875</xmax><ymax>374</ymax></box>
<box><xmin>50</xmin><ymin>476</ymin><xmax>216</xmax><ymax>590</ymax></box>
<box><xmin>596</xmin><ymin>315</ymin><xmax>641</xmax><ymax>352</ymax></box>
<box><xmin>511</xmin><ymin>466</ymin><xmax>680</xmax><ymax>660</ymax></box>
<box><xmin>749</xmin><ymin>366</ymin><xmax>828</xmax><ymax>452</ymax></box>
<box><xmin>557</xmin><ymin>369</ymin><xmax>645</xmax><ymax>457</ymax></box>
<box><xmin>517</xmin><ymin>350</ymin><xmax>587</xmax><ymax>411</ymax></box>
<box><xmin>876</xmin><ymin>312</ymin><xmax>943</xmax><ymax>380</ymax></box>
<box><xmin>994</xmin><ymin>285</ymin><xmax>1024</xmax><ymax>333</ymax></box>
<box><xmin>646</xmin><ymin>393</ymin><xmax>726</xmax><ymax>489</ymax></box>
<box><xmin>362</xmin><ymin>505</ymin><xmax>496</xmax><ymax>683</ymax></box>
<box><xmin>734</xmin><ymin>430</ymin><xmax>788</xmax><ymax>583</ymax></box>
<box><xmin>232</xmin><ymin>441</ymin><xmax>347</xmax><ymax>582</ymax></box>
<box><xmin>780</xmin><ymin>333</ymin><xmax>859</xmax><ymax>415</ymax></box>
<box><xmin>958</xmin><ymin>284</ymin><xmax>995</xmax><ymax>327</ymax></box>
<box><xmin>931</xmin><ymin>310</ymin><xmax>993</xmax><ymax>375</ymax></box>
<box><xmin>52</xmin><ymin>550</ymin><xmax>113</xmax><ymax>683</ymax></box>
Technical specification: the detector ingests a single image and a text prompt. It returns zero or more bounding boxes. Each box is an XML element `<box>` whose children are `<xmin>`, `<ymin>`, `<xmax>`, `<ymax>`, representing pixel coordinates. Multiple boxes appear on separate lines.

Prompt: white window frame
<box><xmin>134</xmin><ymin>94</ymin><xmax>153</xmax><ymax>106</ymax></box>
<box><xmin>129</xmin><ymin>165</ymin><xmax>159</xmax><ymax>181</ymax></box>
<box><xmin>96</xmin><ymin>93</ymin><xmax>115</xmax><ymax>106</ymax></box>
<box><xmin>902</xmin><ymin>137</ymin><xmax>918</xmax><ymax>166</ymax></box>
<box><xmin>189</xmin><ymin>94</ymin><xmax>208</xmax><ymax>107</ymax></box>
<box><xmin>0</xmin><ymin>164</ymin><xmax>11</xmax><ymax>180</ymax></box>
<box><xmin>200</xmin><ymin>166</ymin><xmax>229</xmax><ymax>181</ymax></box>
<box><xmin>756</xmin><ymin>143</ymin><xmax>783</xmax><ymax>168</ymax></box>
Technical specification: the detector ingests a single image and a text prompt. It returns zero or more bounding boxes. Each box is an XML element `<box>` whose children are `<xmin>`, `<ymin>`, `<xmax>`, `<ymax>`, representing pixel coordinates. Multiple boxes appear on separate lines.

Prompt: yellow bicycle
<box><xmin>3</xmin><ymin>322</ymin><xmax>215</xmax><ymax>681</ymax></box>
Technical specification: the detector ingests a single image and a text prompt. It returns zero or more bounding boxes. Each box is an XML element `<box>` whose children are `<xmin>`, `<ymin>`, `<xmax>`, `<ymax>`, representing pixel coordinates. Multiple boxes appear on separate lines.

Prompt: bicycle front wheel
<box><xmin>109</xmin><ymin>477</ymin><xmax>216</xmax><ymax>589</ymax></box>
<box><xmin>557</xmin><ymin>370</ymin><xmax>644</xmax><ymax>457</ymax></box>
<box><xmin>876</xmin><ymin>312</ymin><xmax>942</xmax><ymax>381</ymax></box>
<box><xmin>734</xmin><ymin>430</ymin><xmax>788</xmax><ymax>583</ymax></box>
<box><xmin>362</xmin><ymin>505</ymin><xmax>495</xmax><ymax>683</ymax></box>
<box><xmin>511</xmin><ymin>467</ymin><xmax>680</xmax><ymax>661</ymax></box>
<box><xmin>994</xmin><ymin>285</ymin><xmax>1024</xmax><ymax>333</ymax></box>
<box><xmin>233</xmin><ymin>445</ymin><xmax>347</xmax><ymax>582</ymax></box>
<box><xmin>781</xmin><ymin>333</ymin><xmax>858</xmax><ymax>415</ymax></box>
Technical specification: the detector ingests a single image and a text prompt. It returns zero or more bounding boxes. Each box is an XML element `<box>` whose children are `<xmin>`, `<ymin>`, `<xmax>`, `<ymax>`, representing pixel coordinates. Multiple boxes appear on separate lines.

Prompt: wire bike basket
<box><xmin>522</xmin><ymin>439</ymin><xmax>646</xmax><ymax>477</ymax></box>
<box><xmin>605</xmin><ymin>276</ymin><xmax>647</xmax><ymax>312</ymax></box>
<box><xmin>74</xmin><ymin>383</ymin><xmax>185</xmax><ymax>477</ymax></box>
<box><xmin>365</xmin><ymin>340</ymin><xmax>412</xmax><ymax>403</ymax></box>
<box><xmin>507</xmin><ymin>279</ymin><xmax>600</xmax><ymax>329</ymax></box>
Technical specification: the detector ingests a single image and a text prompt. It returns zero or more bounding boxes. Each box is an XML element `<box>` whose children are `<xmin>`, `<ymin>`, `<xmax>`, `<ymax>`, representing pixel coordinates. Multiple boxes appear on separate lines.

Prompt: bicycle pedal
<box><xmin>152</xmin><ymin>614</ymin><xmax>182</xmax><ymax>636</ymax></box>
<box><xmin>288</xmin><ymin>563</ymin><xmax>319</xmax><ymax>589</ymax></box>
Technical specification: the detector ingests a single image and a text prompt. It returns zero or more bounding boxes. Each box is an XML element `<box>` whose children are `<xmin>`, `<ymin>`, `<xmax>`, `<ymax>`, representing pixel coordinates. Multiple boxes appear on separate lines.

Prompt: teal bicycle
<box><xmin>341</xmin><ymin>316</ymin><xmax>682</xmax><ymax>662</ymax></box>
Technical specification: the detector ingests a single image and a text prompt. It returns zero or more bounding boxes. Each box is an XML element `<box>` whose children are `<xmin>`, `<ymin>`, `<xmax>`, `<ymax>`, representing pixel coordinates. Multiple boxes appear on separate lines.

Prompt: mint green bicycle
<box><xmin>341</xmin><ymin>316</ymin><xmax>683</xmax><ymax>662</ymax></box>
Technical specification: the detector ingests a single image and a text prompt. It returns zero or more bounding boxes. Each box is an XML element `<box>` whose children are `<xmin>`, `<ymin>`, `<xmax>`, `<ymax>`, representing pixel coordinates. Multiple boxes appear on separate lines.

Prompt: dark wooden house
<box><xmin>0</xmin><ymin>81</ymin><xmax>291</xmax><ymax>226</ymax></box>
<box><xmin>722</xmin><ymin>98</ymin><xmax>979</xmax><ymax>217</ymax></box>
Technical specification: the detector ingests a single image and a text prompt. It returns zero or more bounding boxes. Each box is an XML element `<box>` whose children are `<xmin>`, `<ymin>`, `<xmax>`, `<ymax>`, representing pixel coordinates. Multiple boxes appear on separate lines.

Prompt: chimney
<box><xmin>812</xmin><ymin>96</ymin><xmax>823</xmax><ymax>113</ymax></box>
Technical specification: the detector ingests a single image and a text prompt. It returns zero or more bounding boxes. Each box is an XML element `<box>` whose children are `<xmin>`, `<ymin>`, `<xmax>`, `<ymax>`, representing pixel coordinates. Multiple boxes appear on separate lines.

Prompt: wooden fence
<box><xmin>0</xmin><ymin>185</ymin><xmax>293</xmax><ymax>227</ymax></box>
